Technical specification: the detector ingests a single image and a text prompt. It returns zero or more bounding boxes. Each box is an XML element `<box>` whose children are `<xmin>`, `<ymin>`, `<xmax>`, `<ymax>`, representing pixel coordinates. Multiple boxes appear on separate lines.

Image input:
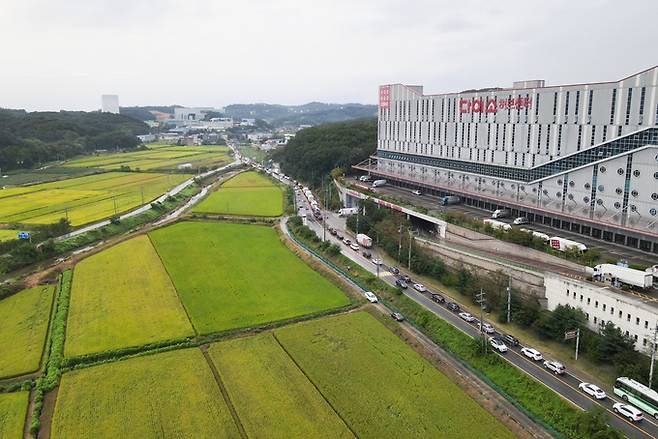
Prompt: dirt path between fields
<box><xmin>37</xmin><ymin>387</ymin><xmax>57</xmax><ymax>439</ymax></box>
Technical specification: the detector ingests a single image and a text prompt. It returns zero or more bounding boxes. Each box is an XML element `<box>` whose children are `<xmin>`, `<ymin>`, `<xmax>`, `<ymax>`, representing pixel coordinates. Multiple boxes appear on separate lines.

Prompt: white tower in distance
<box><xmin>101</xmin><ymin>94</ymin><xmax>120</xmax><ymax>114</ymax></box>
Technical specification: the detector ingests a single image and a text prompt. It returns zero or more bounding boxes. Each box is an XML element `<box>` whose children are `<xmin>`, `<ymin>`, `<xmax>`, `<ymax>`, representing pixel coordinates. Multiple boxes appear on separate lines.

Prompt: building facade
<box><xmin>545</xmin><ymin>273</ymin><xmax>658</xmax><ymax>355</ymax></box>
<box><xmin>101</xmin><ymin>94</ymin><xmax>120</xmax><ymax>114</ymax></box>
<box><xmin>363</xmin><ymin>67</ymin><xmax>658</xmax><ymax>253</ymax></box>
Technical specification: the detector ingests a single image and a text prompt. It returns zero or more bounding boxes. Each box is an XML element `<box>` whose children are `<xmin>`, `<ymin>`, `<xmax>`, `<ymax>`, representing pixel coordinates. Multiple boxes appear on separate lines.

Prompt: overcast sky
<box><xmin>1</xmin><ymin>0</ymin><xmax>656</xmax><ymax>111</ymax></box>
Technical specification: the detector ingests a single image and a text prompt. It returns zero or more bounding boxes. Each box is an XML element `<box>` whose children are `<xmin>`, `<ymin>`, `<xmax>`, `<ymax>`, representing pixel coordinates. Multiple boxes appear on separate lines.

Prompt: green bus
<box><xmin>614</xmin><ymin>377</ymin><xmax>658</xmax><ymax>419</ymax></box>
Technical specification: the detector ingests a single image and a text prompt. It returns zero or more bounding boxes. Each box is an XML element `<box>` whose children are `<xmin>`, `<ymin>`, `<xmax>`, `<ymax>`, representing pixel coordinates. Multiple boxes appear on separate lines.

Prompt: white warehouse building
<box><xmin>545</xmin><ymin>273</ymin><xmax>658</xmax><ymax>355</ymax></box>
<box><xmin>355</xmin><ymin>67</ymin><xmax>658</xmax><ymax>254</ymax></box>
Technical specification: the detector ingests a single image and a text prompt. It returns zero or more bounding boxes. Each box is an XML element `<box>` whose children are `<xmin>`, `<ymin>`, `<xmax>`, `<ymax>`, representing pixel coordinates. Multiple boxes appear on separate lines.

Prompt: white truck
<box><xmin>338</xmin><ymin>207</ymin><xmax>359</xmax><ymax>217</ymax></box>
<box><xmin>356</xmin><ymin>233</ymin><xmax>373</xmax><ymax>248</ymax></box>
<box><xmin>483</xmin><ymin>218</ymin><xmax>512</xmax><ymax>231</ymax></box>
<box><xmin>491</xmin><ymin>209</ymin><xmax>511</xmax><ymax>219</ymax></box>
<box><xmin>372</xmin><ymin>179</ymin><xmax>387</xmax><ymax>188</ymax></box>
<box><xmin>593</xmin><ymin>264</ymin><xmax>653</xmax><ymax>289</ymax></box>
<box><xmin>358</xmin><ymin>175</ymin><xmax>371</xmax><ymax>182</ymax></box>
<box><xmin>549</xmin><ymin>236</ymin><xmax>587</xmax><ymax>252</ymax></box>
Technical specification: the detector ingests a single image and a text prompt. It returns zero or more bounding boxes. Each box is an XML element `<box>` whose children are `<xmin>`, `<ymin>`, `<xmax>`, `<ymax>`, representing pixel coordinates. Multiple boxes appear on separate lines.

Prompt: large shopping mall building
<box><xmin>354</xmin><ymin>66</ymin><xmax>658</xmax><ymax>254</ymax></box>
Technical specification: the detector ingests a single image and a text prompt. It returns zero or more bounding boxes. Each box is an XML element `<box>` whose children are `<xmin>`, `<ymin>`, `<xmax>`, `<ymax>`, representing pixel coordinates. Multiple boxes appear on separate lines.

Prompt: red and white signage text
<box><xmin>459</xmin><ymin>96</ymin><xmax>532</xmax><ymax>114</ymax></box>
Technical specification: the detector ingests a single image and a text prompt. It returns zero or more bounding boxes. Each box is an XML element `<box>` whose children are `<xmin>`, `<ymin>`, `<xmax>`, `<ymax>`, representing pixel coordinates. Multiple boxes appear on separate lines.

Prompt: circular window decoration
<box><xmin>617</xmin><ymin>168</ymin><xmax>625</xmax><ymax>175</ymax></box>
<box><xmin>654</xmin><ymin>171</ymin><xmax>658</xmax><ymax>179</ymax></box>
<box><xmin>556</xmin><ymin>192</ymin><xmax>562</xmax><ymax>198</ymax></box>
<box><xmin>583</xmin><ymin>196</ymin><xmax>590</xmax><ymax>203</ymax></box>
<box><xmin>633</xmin><ymin>170</ymin><xmax>641</xmax><ymax>177</ymax></box>
<box><xmin>630</xmin><ymin>205</ymin><xmax>637</xmax><ymax>212</ymax></box>
<box><xmin>584</xmin><ymin>183</ymin><xmax>591</xmax><ymax>190</ymax></box>
<box><xmin>655</xmin><ymin>154</ymin><xmax>658</xmax><ymax>162</ymax></box>
<box><xmin>532</xmin><ymin>188</ymin><xmax>537</xmax><ymax>193</ymax></box>
<box><xmin>598</xmin><ymin>185</ymin><xmax>604</xmax><ymax>192</ymax></box>
<box><xmin>614</xmin><ymin>202</ymin><xmax>621</xmax><ymax>209</ymax></box>
<box><xmin>596</xmin><ymin>199</ymin><xmax>604</xmax><ymax>205</ymax></box>
<box><xmin>568</xmin><ymin>193</ymin><xmax>574</xmax><ymax>200</ymax></box>
<box><xmin>650</xmin><ymin>208</ymin><xmax>657</xmax><ymax>216</ymax></box>
<box><xmin>631</xmin><ymin>190</ymin><xmax>638</xmax><ymax>197</ymax></box>
<box><xmin>615</xmin><ymin>188</ymin><xmax>623</xmax><ymax>195</ymax></box>
<box><xmin>652</xmin><ymin>193</ymin><xmax>658</xmax><ymax>200</ymax></box>
<box><xmin>600</xmin><ymin>166</ymin><xmax>606</xmax><ymax>173</ymax></box>
<box><xmin>569</xmin><ymin>181</ymin><xmax>575</xmax><ymax>187</ymax></box>
<box><xmin>557</xmin><ymin>179</ymin><xmax>563</xmax><ymax>185</ymax></box>
<box><xmin>542</xmin><ymin>189</ymin><xmax>548</xmax><ymax>195</ymax></box>
<box><xmin>520</xmin><ymin>185</ymin><xmax>525</xmax><ymax>190</ymax></box>
<box><xmin>511</xmin><ymin>184</ymin><xmax>515</xmax><ymax>189</ymax></box>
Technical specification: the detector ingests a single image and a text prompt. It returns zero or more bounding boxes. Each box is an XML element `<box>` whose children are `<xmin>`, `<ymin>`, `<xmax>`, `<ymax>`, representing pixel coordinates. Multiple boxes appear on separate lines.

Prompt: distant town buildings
<box><xmin>173</xmin><ymin>107</ymin><xmax>224</xmax><ymax>121</ymax></box>
<box><xmin>101</xmin><ymin>95</ymin><xmax>120</xmax><ymax>114</ymax></box>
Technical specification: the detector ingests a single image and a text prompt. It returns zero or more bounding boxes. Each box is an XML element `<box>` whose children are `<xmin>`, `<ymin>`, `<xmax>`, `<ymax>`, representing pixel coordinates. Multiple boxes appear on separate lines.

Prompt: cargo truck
<box><xmin>441</xmin><ymin>195</ymin><xmax>461</xmax><ymax>206</ymax></box>
<box><xmin>356</xmin><ymin>233</ymin><xmax>373</xmax><ymax>248</ymax></box>
<box><xmin>491</xmin><ymin>209</ymin><xmax>511</xmax><ymax>219</ymax></box>
<box><xmin>593</xmin><ymin>264</ymin><xmax>653</xmax><ymax>289</ymax></box>
<box><xmin>338</xmin><ymin>207</ymin><xmax>359</xmax><ymax>217</ymax></box>
<box><xmin>372</xmin><ymin>179</ymin><xmax>387</xmax><ymax>188</ymax></box>
<box><xmin>549</xmin><ymin>237</ymin><xmax>587</xmax><ymax>252</ymax></box>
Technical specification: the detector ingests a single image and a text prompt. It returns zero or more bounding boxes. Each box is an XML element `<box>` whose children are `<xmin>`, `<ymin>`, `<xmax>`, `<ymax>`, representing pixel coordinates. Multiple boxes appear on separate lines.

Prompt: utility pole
<box><xmin>575</xmin><ymin>328</ymin><xmax>580</xmax><ymax>361</ymax></box>
<box><xmin>322</xmin><ymin>178</ymin><xmax>326</xmax><ymax>242</ymax></box>
<box><xmin>398</xmin><ymin>223</ymin><xmax>403</xmax><ymax>262</ymax></box>
<box><xmin>476</xmin><ymin>289</ymin><xmax>487</xmax><ymax>354</ymax></box>
<box><xmin>407</xmin><ymin>228</ymin><xmax>413</xmax><ymax>270</ymax></box>
<box><xmin>650</xmin><ymin>324</ymin><xmax>658</xmax><ymax>388</ymax></box>
<box><xmin>506</xmin><ymin>271</ymin><xmax>512</xmax><ymax>324</ymax></box>
<box><xmin>113</xmin><ymin>196</ymin><xmax>117</xmax><ymax>216</ymax></box>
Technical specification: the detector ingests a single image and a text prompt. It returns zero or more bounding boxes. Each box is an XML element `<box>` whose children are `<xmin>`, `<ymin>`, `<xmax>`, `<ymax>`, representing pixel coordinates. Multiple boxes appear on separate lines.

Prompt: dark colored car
<box><xmin>362</xmin><ymin>251</ymin><xmax>372</xmax><ymax>259</ymax></box>
<box><xmin>336</xmin><ymin>233</ymin><xmax>344</xmax><ymax>240</ymax></box>
<box><xmin>390</xmin><ymin>312</ymin><xmax>405</xmax><ymax>322</ymax></box>
<box><xmin>430</xmin><ymin>294</ymin><xmax>445</xmax><ymax>303</ymax></box>
<box><xmin>502</xmin><ymin>333</ymin><xmax>520</xmax><ymax>346</ymax></box>
<box><xmin>395</xmin><ymin>279</ymin><xmax>408</xmax><ymax>289</ymax></box>
<box><xmin>446</xmin><ymin>302</ymin><xmax>460</xmax><ymax>313</ymax></box>
<box><xmin>401</xmin><ymin>275</ymin><xmax>412</xmax><ymax>283</ymax></box>
<box><xmin>389</xmin><ymin>266</ymin><xmax>400</xmax><ymax>275</ymax></box>
<box><xmin>329</xmin><ymin>228</ymin><xmax>337</xmax><ymax>236</ymax></box>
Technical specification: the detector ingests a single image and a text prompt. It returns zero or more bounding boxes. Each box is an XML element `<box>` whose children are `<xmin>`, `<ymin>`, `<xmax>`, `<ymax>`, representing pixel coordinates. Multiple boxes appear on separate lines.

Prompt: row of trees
<box><xmin>0</xmin><ymin>109</ymin><xmax>148</xmax><ymax>170</ymax></box>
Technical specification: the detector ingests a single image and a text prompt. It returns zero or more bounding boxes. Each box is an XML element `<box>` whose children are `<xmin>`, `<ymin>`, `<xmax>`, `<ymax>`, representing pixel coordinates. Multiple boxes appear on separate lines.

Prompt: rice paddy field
<box><xmin>62</xmin><ymin>146</ymin><xmax>230</xmax><ymax>171</ymax></box>
<box><xmin>50</xmin><ymin>349</ymin><xmax>240</xmax><ymax>439</ymax></box>
<box><xmin>0</xmin><ymin>285</ymin><xmax>55</xmax><ymax>378</ymax></box>
<box><xmin>193</xmin><ymin>171</ymin><xmax>283</xmax><ymax>217</ymax></box>
<box><xmin>0</xmin><ymin>230</ymin><xmax>20</xmax><ymax>242</ymax></box>
<box><xmin>0</xmin><ymin>391</ymin><xmax>29</xmax><ymax>439</ymax></box>
<box><xmin>65</xmin><ymin>235</ymin><xmax>194</xmax><ymax>358</ymax></box>
<box><xmin>0</xmin><ymin>171</ymin><xmax>189</xmax><ymax>226</ymax></box>
<box><xmin>208</xmin><ymin>333</ymin><xmax>354</xmax><ymax>439</ymax></box>
<box><xmin>274</xmin><ymin>312</ymin><xmax>515</xmax><ymax>439</ymax></box>
<box><xmin>149</xmin><ymin>221</ymin><xmax>350</xmax><ymax>334</ymax></box>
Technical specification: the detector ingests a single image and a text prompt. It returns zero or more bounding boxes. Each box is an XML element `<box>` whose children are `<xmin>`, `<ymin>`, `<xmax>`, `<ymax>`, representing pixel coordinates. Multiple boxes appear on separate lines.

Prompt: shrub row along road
<box><xmin>294</xmin><ymin>187</ymin><xmax>658</xmax><ymax>439</ymax></box>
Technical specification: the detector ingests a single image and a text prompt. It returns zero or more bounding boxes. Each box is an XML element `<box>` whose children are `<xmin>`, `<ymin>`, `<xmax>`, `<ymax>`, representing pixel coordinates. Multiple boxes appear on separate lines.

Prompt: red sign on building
<box><xmin>379</xmin><ymin>86</ymin><xmax>391</xmax><ymax>109</ymax></box>
<box><xmin>459</xmin><ymin>96</ymin><xmax>532</xmax><ymax>114</ymax></box>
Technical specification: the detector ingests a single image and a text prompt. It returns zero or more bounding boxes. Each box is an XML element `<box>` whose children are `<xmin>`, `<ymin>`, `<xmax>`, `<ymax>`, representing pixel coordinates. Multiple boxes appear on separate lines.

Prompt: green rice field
<box><xmin>0</xmin><ymin>230</ymin><xmax>21</xmax><ymax>242</ymax></box>
<box><xmin>0</xmin><ymin>392</ymin><xmax>29</xmax><ymax>439</ymax></box>
<box><xmin>274</xmin><ymin>312</ymin><xmax>515</xmax><ymax>439</ymax></box>
<box><xmin>0</xmin><ymin>285</ymin><xmax>55</xmax><ymax>378</ymax></box>
<box><xmin>149</xmin><ymin>221</ymin><xmax>350</xmax><ymax>334</ymax></box>
<box><xmin>65</xmin><ymin>235</ymin><xmax>194</xmax><ymax>357</ymax></box>
<box><xmin>208</xmin><ymin>333</ymin><xmax>353</xmax><ymax>438</ymax></box>
<box><xmin>50</xmin><ymin>349</ymin><xmax>240</xmax><ymax>439</ymax></box>
<box><xmin>0</xmin><ymin>171</ymin><xmax>189</xmax><ymax>226</ymax></box>
<box><xmin>193</xmin><ymin>171</ymin><xmax>283</xmax><ymax>217</ymax></box>
<box><xmin>63</xmin><ymin>146</ymin><xmax>230</xmax><ymax>171</ymax></box>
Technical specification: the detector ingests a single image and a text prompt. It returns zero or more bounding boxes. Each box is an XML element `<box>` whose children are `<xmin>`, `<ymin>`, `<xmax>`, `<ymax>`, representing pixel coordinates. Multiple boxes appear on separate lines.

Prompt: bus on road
<box><xmin>614</xmin><ymin>377</ymin><xmax>658</xmax><ymax>419</ymax></box>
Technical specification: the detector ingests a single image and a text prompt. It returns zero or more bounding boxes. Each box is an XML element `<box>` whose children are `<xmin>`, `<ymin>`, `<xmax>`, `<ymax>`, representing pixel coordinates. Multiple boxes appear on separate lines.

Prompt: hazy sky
<box><xmin>1</xmin><ymin>0</ymin><xmax>656</xmax><ymax>111</ymax></box>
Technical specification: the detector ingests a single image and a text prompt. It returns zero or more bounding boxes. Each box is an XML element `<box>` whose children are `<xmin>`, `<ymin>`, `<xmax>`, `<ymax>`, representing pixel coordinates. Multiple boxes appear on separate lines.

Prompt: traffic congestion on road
<box><xmin>282</xmin><ymin>175</ymin><xmax>658</xmax><ymax>439</ymax></box>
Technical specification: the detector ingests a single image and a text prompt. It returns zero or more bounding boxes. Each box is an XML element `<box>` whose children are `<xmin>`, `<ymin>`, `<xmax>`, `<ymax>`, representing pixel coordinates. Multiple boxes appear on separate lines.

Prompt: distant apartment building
<box><xmin>173</xmin><ymin>107</ymin><xmax>224</xmax><ymax>121</ymax></box>
<box><xmin>101</xmin><ymin>95</ymin><xmax>120</xmax><ymax>114</ymax></box>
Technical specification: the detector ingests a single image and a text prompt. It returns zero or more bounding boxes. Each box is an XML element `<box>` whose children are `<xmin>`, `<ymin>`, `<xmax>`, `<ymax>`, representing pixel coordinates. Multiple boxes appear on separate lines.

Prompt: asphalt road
<box><xmin>293</xmin><ymin>184</ymin><xmax>658</xmax><ymax>439</ymax></box>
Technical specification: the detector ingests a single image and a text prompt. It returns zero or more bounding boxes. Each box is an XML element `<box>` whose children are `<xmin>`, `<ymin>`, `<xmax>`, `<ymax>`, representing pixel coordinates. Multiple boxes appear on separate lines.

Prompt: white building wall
<box><xmin>545</xmin><ymin>273</ymin><xmax>658</xmax><ymax>355</ymax></box>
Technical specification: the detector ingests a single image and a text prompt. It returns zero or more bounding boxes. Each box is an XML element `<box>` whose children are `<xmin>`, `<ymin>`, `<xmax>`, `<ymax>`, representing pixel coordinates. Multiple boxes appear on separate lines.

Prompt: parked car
<box><xmin>364</xmin><ymin>291</ymin><xmax>378</xmax><ymax>303</ymax></box>
<box><xmin>613</xmin><ymin>403</ymin><xmax>643</xmax><ymax>422</ymax></box>
<box><xmin>336</xmin><ymin>233</ymin><xmax>344</xmax><ymax>240</ymax></box>
<box><xmin>411</xmin><ymin>189</ymin><xmax>422</xmax><ymax>196</ymax></box>
<box><xmin>502</xmin><ymin>333</ymin><xmax>520</xmax><ymax>346</ymax></box>
<box><xmin>362</xmin><ymin>251</ymin><xmax>372</xmax><ymax>258</ymax></box>
<box><xmin>350</xmin><ymin>243</ymin><xmax>359</xmax><ymax>251</ymax></box>
<box><xmin>489</xmin><ymin>337</ymin><xmax>508</xmax><ymax>353</ymax></box>
<box><xmin>430</xmin><ymin>293</ymin><xmax>445</xmax><ymax>303</ymax></box>
<box><xmin>343</xmin><ymin>238</ymin><xmax>351</xmax><ymax>245</ymax></box>
<box><xmin>389</xmin><ymin>266</ymin><xmax>400</xmax><ymax>275</ymax></box>
<box><xmin>513</xmin><ymin>217</ymin><xmax>529</xmax><ymax>225</ymax></box>
<box><xmin>446</xmin><ymin>302</ymin><xmax>460</xmax><ymax>312</ymax></box>
<box><xmin>329</xmin><ymin>228</ymin><xmax>337</xmax><ymax>236</ymax></box>
<box><xmin>520</xmin><ymin>347</ymin><xmax>543</xmax><ymax>361</ymax></box>
<box><xmin>459</xmin><ymin>312</ymin><xmax>475</xmax><ymax>322</ymax></box>
<box><xmin>413</xmin><ymin>283</ymin><xmax>427</xmax><ymax>292</ymax></box>
<box><xmin>395</xmin><ymin>279</ymin><xmax>408</xmax><ymax>289</ymax></box>
<box><xmin>479</xmin><ymin>322</ymin><xmax>495</xmax><ymax>334</ymax></box>
<box><xmin>543</xmin><ymin>360</ymin><xmax>566</xmax><ymax>375</ymax></box>
<box><xmin>390</xmin><ymin>312</ymin><xmax>405</xmax><ymax>322</ymax></box>
<box><xmin>579</xmin><ymin>382</ymin><xmax>607</xmax><ymax>400</ymax></box>
<box><xmin>371</xmin><ymin>258</ymin><xmax>383</xmax><ymax>266</ymax></box>
<box><xmin>401</xmin><ymin>274</ymin><xmax>412</xmax><ymax>283</ymax></box>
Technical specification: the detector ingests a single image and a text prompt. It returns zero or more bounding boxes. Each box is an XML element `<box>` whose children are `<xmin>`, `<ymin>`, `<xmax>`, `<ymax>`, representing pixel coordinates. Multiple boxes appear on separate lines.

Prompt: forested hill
<box><xmin>225</xmin><ymin>102</ymin><xmax>377</xmax><ymax>127</ymax></box>
<box><xmin>273</xmin><ymin>118</ymin><xmax>377</xmax><ymax>185</ymax></box>
<box><xmin>0</xmin><ymin>109</ymin><xmax>148</xmax><ymax>170</ymax></box>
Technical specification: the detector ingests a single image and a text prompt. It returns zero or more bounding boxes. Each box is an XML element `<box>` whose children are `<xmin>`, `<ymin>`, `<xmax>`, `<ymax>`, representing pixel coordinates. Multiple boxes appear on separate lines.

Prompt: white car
<box><xmin>364</xmin><ymin>291</ymin><xmax>378</xmax><ymax>303</ymax></box>
<box><xmin>371</xmin><ymin>258</ymin><xmax>383</xmax><ymax>266</ymax></box>
<box><xmin>579</xmin><ymin>382</ymin><xmax>606</xmax><ymax>400</ymax></box>
<box><xmin>350</xmin><ymin>243</ymin><xmax>360</xmax><ymax>251</ymax></box>
<box><xmin>479</xmin><ymin>322</ymin><xmax>495</xmax><ymax>334</ymax></box>
<box><xmin>489</xmin><ymin>337</ymin><xmax>508</xmax><ymax>353</ymax></box>
<box><xmin>411</xmin><ymin>190</ymin><xmax>422</xmax><ymax>195</ymax></box>
<box><xmin>513</xmin><ymin>217</ymin><xmax>529</xmax><ymax>225</ymax></box>
<box><xmin>413</xmin><ymin>283</ymin><xmax>427</xmax><ymax>292</ymax></box>
<box><xmin>458</xmin><ymin>312</ymin><xmax>475</xmax><ymax>322</ymax></box>
<box><xmin>543</xmin><ymin>360</ymin><xmax>566</xmax><ymax>375</ymax></box>
<box><xmin>613</xmin><ymin>403</ymin><xmax>643</xmax><ymax>422</ymax></box>
<box><xmin>520</xmin><ymin>347</ymin><xmax>543</xmax><ymax>361</ymax></box>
